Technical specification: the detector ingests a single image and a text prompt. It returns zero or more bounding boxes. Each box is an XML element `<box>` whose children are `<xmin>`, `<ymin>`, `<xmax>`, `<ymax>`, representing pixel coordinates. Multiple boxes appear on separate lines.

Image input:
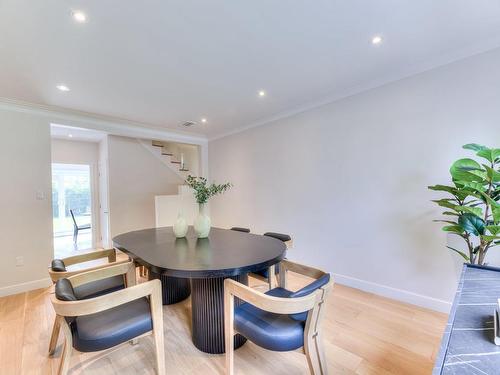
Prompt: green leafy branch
<box><xmin>429</xmin><ymin>143</ymin><xmax>500</xmax><ymax>264</ymax></box>
<box><xmin>185</xmin><ymin>175</ymin><xmax>232</xmax><ymax>205</ymax></box>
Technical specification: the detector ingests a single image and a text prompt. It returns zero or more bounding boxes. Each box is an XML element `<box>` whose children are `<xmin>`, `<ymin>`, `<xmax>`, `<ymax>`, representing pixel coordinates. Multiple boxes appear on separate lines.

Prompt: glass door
<box><xmin>52</xmin><ymin>163</ymin><xmax>93</xmax><ymax>257</ymax></box>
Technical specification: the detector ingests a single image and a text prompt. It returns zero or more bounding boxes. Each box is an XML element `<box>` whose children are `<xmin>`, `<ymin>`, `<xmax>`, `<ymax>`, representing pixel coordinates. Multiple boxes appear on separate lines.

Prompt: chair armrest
<box><xmin>62</xmin><ymin>248</ymin><xmax>117</xmax><ymax>266</ymax></box>
<box><xmin>48</xmin><ymin>258</ymin><xmax>131</xmax><ymax>283</ymax></box>
<box><xmin>67</xmin><ymin>261</ymin><xmax>136</xmax><ymax>288</ymax></box>
<box><xmin>51</xmin><ymin>279</ymin><xmax>161</xmax><ymax>317</ymax></box>
<box><xmin>280</xmin><ymin>259</ymin><xmax>325</xmax><ymax>279</ymax></box>
<box><xmin>224</xmin><ymin>279</ymin><xmax>318</xmax><ymax>315</ymax></box>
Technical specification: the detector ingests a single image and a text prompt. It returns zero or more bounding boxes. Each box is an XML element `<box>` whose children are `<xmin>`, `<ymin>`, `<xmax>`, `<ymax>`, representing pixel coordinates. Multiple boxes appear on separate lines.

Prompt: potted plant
<box><xmin>429</xmin><ymin>144</ymin><xmax>500</xmax><ymax>265</ymax></box>
<box><xmin>186</xmin><ymin>175</ymin><xmax>232</xmax><ymax>238</ymax></box>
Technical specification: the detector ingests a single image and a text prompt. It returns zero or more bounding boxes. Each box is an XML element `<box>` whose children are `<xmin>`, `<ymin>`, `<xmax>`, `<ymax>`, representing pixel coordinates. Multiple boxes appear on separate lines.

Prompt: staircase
<box><xmin>138</xmin><ymin>139</ymin><xmax>199</xmax><ymax>180</ymax></box>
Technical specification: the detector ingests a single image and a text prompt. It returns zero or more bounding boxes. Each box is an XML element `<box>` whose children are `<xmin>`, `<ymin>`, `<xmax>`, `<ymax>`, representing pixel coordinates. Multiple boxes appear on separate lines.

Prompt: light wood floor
<box><xmin>0</xmin><ymin>270</ymin><xmax>447</xmax><ymax>375</ymax></box>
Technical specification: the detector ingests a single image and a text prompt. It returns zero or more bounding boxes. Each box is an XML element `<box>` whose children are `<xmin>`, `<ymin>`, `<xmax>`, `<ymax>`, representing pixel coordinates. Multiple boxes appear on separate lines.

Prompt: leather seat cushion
<box><xmin>74</xmin><ymin>275</ymin><xmax>125</xmax><ymax>300</ymax></box>
<box><xmin>51</xmin><ymin>259</ymin><xmax>67</xmax><ymax>272</ymax></box>
<box><xmin>234</xmin><ymin>288</ymin><xmax>305</xmax><ymax>352</ymax></box>
<box><xmin>72</xmin><ymin>297</ymin><xmax>153</xmax><ymax>352</ymax></box>
<box><xmin>230</xmin><ymin>227</ymin><xmax>250</xmax><ymax>233</ymax></box>
<box><xmin>251</xmin><ymin>266</ymin><xmax>279</xmax><ymax>279</ymax></box>
<box><xmin>263</xmin><ymin>232</ymin><xmax>291</xmax><ymax>242</ymax></box>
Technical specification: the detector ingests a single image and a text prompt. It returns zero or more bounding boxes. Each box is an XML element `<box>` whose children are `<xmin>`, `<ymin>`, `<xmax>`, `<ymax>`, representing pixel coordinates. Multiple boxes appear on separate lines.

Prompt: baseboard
<box><xmin>333</xmin><ymin>273</ymin><xmax>452</xmax><ymax>313</ymax></box>
<box><xmin>0</xmin><ymin>277</ymin><xmax>52</xmax><ymax>297</ymax></box>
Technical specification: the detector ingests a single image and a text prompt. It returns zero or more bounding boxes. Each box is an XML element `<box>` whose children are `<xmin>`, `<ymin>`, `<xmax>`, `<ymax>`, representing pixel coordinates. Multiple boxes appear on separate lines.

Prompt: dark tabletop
<box><xmin>113</xmin><ymin>226</ymin><xmax>287</xmax><ymax>278</ymax></box>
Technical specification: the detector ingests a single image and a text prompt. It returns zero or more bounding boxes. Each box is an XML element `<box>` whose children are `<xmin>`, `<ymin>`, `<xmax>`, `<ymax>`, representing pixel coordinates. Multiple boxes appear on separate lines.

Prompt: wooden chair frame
<box><xmin>224</xmin><ymin>259</ymin><xmax>333</xmax><ymax>375</ymax></box>
<box><xmin>48</xmin><ymin>248</ymin><xmax>129</xmax><ymax>283</ymax></box>
<box><xmin>50</xmin><ymin>262</ymin><xmax>165</xmax><ymax>375</ymax></box>
<box><xmin>249</xmin><ymin>238</ymin><xmax>293</xmax><ymax>289</ymax></box>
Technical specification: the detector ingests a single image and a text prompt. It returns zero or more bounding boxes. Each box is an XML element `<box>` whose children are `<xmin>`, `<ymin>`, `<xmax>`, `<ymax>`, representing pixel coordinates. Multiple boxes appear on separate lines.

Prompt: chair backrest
<box><xmin>230</xmin><ymin>227</ymin><xmax>250</xmax><ymax>233</ymax></box>
<box><xmin>69</xmin><ymin>209</ymin><xmax>77</xmax><ymax>227</ymax></box>
<box><xmin>290</xmin><ymin>274</ymin><xmax>331</xmax><ymax>298</ymax></box>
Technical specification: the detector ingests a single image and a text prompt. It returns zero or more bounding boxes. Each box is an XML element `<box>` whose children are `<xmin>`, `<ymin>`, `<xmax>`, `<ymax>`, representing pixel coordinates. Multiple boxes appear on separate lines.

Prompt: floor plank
<box><xmin>0</xmin><ymin>273</ymin><xmax>447</xmax><ymax>374</ymax></box>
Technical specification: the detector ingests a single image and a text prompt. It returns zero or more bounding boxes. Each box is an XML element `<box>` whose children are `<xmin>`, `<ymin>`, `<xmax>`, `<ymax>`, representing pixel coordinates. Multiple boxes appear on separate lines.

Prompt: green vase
<box><xmin>194</xmin><ymin>204</ymin><xmax>211</xmax><ymax>238</ymax></box>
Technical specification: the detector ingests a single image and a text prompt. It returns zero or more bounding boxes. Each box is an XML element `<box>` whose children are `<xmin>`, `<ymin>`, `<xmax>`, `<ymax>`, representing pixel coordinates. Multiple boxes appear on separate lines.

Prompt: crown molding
<box><xmin>0</xmin><ymin>97</ymin><xmax>208</xmax><ymax>145</ymax></box>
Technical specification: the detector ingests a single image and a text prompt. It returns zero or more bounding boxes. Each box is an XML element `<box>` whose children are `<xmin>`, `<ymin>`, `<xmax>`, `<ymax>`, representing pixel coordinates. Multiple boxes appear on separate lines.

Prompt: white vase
<box><xmin>194</xmin><ymin>204</ymin><xmax>211</xmax><ymax>238</ymax></box>
<box><xmin>173</xmin><ymin>212</ymin><xmax>188</xmax><ymax>238</ymax></box>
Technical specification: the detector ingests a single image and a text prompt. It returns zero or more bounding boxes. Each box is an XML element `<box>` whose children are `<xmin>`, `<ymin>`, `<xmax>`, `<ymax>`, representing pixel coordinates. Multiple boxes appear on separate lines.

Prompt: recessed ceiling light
<box><xmin>201</xmin><ymin>118</ymin><xmax>207</xmax><ymax>123</ymax></box>
<box><xmin>72</xmin><ymin>10</ymin><xmax>87</xmax><ymax>23</ymax></box>
<box><xmin>372</xmin><ymin>35</ymin><xmax>383</xmax><ymax>45</ymax></box>
<box><xmin>258</xmin><ymin>90</ymin><xmax>266</xmax><ymax>97</ymax></box>
<box><xmin>57</xmin><ymin>85</ymin><xmax>70</xmax><ymax>92</ymax></box>
<box><xmin>68</xmin><ymin>134</ymin><xmax>73</xmax><ymax>138</ymax></box>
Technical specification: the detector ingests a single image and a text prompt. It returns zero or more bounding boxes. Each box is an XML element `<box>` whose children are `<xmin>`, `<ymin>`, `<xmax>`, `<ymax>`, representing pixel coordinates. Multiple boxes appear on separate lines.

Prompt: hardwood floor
<box><xmin>0</xmin><ymin>271</ymin><xmax>447</xmax><ymax>374</ymax></box>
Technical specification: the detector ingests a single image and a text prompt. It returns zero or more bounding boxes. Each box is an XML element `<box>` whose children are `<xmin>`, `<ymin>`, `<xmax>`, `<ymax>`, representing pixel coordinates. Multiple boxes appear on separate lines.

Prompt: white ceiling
<box><xmin>1</xmin><ymin>1</ymin><xmax>500</xmax><ymax>138</ymax></box>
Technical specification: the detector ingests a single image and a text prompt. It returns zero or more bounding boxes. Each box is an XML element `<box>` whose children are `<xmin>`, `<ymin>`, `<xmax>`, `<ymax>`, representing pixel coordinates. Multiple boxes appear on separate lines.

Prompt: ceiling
<box><xmin>1</xmin><ymin>1</ymin><xmax>500</xmax><ymax>139</ymax></box>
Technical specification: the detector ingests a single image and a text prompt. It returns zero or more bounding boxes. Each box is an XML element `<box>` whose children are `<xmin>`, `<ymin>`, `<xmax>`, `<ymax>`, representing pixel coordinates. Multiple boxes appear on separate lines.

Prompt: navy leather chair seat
<box><xmin>252</xmin><ymin>266</ymin><xmax>279</xmax><ymax>280</ymax></box>
<box><xmin>234</xmin><ymin>295</ymin><xmax>304</xmax><ymax>352</ymax></box>
<box><xmin>234</xmin><ymin>273</ymin><xmax>331</xmax><ymax>351</ymax></box>
<box><xmin>72</xmin><ymin>297</ymin><xmax>153</xmax><ymax>352</ymax></box>
<box><xmin>74</xmin><ymin>275</ymin><xmax>125</xmax><ymax>300</ymax></box>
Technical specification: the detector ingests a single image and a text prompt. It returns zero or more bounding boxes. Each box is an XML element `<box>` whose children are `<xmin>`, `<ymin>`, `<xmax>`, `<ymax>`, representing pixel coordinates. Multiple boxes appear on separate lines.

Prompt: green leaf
<box><xmin>454</xmin><ymin>205</ymin><xmax>483</xmax><ymax>218</ymax></box>
<box><xmin>483</xmin><ymin>165</ymin><xmax>500</xmax><ymax>183</ymax></box>
<box><xmin>458</xmin><ymin>213</ymin><xmax>485</xmax><ymax>235</ymax></box>
<box><xmin>477</xmin><ymin>148</ymin><xmax>500</xmax><ymax>163</ymax></box>
<box><xmin>432</xmin><ymin>199</ymin><xmax>458</xmax><ymax>210</ymax></box>
<box><xmin>450</xmin><ymin>158</ymin><xmax>486</xmax><ymax>182</ymax></box>
<box><xmin>442</xmin><ymin>225</ymin><xmax>465</xmax><ymax>234</ymax></box>
<box><xmin>459</xmin><ymin>181</ymin><xmax>487</xmax><ymax>193</ymax></box>
<box><xmin>446</xmin><ymin>246</ymin><xmax>470</xmax><ymax>261</ymax></box>
<box><xmin>486</xmin><ymin>225</ymin><xmax>500</xmax><ymax>236</ymax></box>
<box><xmin>433</xmin><ymin>220</ymin><xmax>458</xmax><ymax>225</ymax></box>
<box><xmin>443</xmin><ymin>211</ymin><xmax>459</xmax><ymax>216</ymax></box>
<box><xmin>463</xmin><ymin>143</ymin><xmax>488</xmax><ymax>152</ymax></box>
<box><xmin>480</xmin><ymin>235</ymin><xmax>500</xmax><ymax>242</ymax></box>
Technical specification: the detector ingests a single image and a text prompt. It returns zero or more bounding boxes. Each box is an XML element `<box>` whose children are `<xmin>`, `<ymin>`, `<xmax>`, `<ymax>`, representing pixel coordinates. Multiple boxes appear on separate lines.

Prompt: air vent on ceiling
<box><xmin>181</xmin><ymin>121</ymin><xmax>196</xmax><ymax>127</ymax></box>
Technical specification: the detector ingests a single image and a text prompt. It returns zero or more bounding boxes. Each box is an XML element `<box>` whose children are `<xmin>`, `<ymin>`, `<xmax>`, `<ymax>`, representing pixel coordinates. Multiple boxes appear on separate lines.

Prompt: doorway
<box><xmin>52</xmin><ymin>163</ymin><xmax>93</xmax><ymax>257</ymax></box>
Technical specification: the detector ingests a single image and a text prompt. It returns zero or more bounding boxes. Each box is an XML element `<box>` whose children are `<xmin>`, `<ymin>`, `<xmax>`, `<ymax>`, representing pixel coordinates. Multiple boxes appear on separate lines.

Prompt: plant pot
<box><xmin>194</xmin><ymin>204</ymin><xmax>211</xmax><ymax>238</ymax></box>
<box><xmin>173</xmin><ymin>212</ymin><xmax>188</xmax><ymax>238</ymax></box>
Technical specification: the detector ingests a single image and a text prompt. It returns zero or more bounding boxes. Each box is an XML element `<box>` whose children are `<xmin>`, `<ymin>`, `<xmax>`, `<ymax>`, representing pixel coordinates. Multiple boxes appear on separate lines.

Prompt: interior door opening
<box><xmin>52</xmin><ymin>163</ymin><xmax>93</xmax><ymax>257</ymax></box>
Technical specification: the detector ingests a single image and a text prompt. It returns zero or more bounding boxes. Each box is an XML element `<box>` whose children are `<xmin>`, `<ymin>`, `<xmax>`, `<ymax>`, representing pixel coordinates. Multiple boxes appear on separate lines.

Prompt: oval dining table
<box><xmin>113</xmin><ymin>226</ymin><xmax>286</xmax><ymax>354</ymax></box>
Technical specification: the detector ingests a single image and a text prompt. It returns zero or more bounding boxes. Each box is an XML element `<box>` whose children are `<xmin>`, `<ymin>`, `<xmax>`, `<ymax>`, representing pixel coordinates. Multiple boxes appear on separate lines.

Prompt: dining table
<box><xmin>112</xmin><ymin>226</ymin><xmax>287</xmax><ymax>354</ymax></box>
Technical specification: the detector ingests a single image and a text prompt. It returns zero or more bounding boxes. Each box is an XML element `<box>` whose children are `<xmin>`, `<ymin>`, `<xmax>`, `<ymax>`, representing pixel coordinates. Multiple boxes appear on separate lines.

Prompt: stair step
<box><xmin>152</xmin><ymin>140</ymin><xmax>164</xmax><ymax>147</ymax></box>
<box><xmin>179</xmin><ymin>169</ymin><xmax>189</xmax><ymax>172</ymax></box>
<box><xmin>162</xmin><ymin>152</ymin><xmax>173</xmax><ymax>156</ymax></box>
<box><xmin>171</xmin><ymin>161</ymin><xmax>181</xmax><ymax>164</ymax></box>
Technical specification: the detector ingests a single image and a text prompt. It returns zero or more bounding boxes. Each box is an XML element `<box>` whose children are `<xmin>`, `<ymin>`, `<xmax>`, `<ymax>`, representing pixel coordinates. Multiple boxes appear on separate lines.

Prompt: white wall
<box><xmin>209</xmin><ymin>48</ymin><xmax>500</xmax><ymax>312</ymax></box>
<box><xmin>0</xmin><ymin>109</ymin><xmax>53</xmax><ymax>295</ymax></box>
<box><xmin>51</xmin><ymin>138</ymin><xmax>101</xmax><ymax>247</ymax></box>
<box><xmin>107</xmin><ymin>135</ymin><xmax>184</xmax><ymax>237</ymax></box>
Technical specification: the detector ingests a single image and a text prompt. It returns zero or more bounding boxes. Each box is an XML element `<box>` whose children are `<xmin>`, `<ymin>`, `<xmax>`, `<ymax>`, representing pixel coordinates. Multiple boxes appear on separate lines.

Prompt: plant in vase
<box><xmin>429</xmin><ymin>143</ymin><xmax>500</xmax><ymax>265</ymax></box>
<box><xmin>185</xmin><ymin>175</ymin><xmax>232</xmax><ymax>238</ymax></box>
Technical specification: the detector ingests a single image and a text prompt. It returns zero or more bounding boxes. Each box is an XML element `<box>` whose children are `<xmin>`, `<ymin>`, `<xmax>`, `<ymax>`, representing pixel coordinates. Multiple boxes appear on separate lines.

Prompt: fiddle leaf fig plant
<box><xmin>429</xmin><ymin>143</ymin><xmax>500</xmax><ymax>265</ymax></box>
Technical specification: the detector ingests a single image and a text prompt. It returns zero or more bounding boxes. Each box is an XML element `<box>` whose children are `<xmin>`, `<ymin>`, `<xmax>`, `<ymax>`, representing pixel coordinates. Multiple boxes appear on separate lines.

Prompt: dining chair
<box><xmin>69</xmin><ymin>209</ymin><xmax>91</xmax><ymax>243</ymax></box>
<box><xmin>224</xmin><ymin>259</ymin><xmax>333</xmax><ymax>375</ymax></box>
<box><xmin>50</xmin><ymin>262</ymin><xmax>166</xmax><ymax>375</ymax></box>
<box><xmin>255</xmin><ymin>232</ymin><xmax>293</xmax><ymax>288</ymax></box>
<box><xmin>48</xmin><ymin>249</ymin><xmax>131</xmax><ymax>353</ymax></box>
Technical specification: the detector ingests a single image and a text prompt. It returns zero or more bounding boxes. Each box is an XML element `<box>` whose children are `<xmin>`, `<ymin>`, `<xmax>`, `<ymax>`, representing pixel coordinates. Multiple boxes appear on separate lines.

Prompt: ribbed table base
<box><xmin>149</xmin><ymin>271</ymin><xmax>191</xmax><ymax>305</ymax></box>
<box><xmin>191</xmin><ymin>274</ymin><xmax>248</xmax><ymax>354</ymax></box>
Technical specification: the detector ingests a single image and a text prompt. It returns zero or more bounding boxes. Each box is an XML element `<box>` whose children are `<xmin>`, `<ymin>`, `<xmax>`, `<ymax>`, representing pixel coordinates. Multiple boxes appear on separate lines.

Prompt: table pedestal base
<box><xmin>191</xmin><ymin>274</ymin><xmax>248</xmax><ymax>354</ymax></box>
<box><xmin>149</xmin><ymin>271</ymin><xmax>191</xmax><ymax>305</ymax></box>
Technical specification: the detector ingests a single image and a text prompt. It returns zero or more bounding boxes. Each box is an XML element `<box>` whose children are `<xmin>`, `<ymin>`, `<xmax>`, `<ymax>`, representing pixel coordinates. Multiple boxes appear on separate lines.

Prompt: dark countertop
<box><xmin>113</xmin><ymin>226</ymin><xmax>286</xmax><ymax>278</ymax></box>
<box><xmin>433</xmin><ymin>264</ymin><xmax>500</xmax><ymax>374</ymax></box>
